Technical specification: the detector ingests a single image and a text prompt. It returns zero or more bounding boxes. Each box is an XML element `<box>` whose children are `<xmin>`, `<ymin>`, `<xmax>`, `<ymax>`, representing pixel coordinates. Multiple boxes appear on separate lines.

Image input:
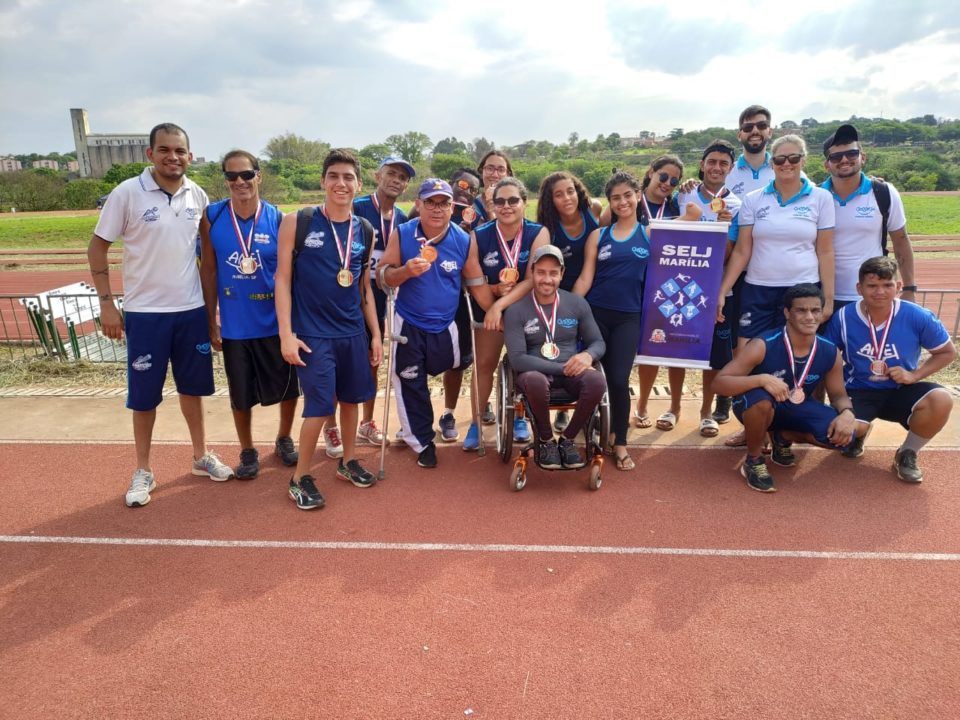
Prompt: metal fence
<box><xmin>1</xmin><ymin>288</ymin><xmax>958</xmax><ymax>364</ymax></box>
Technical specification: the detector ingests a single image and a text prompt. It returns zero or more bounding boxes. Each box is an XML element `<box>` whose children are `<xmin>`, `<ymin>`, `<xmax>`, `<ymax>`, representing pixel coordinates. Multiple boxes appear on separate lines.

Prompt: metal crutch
<box><xmin>378</xmin><ymin>272</ymin><xmax>407</xmax><ymax>480</ymax></box>
<box><xmin>463</xmin><ymin>289</ymin><xmax>486</xmax><ymax>457</ymax></box>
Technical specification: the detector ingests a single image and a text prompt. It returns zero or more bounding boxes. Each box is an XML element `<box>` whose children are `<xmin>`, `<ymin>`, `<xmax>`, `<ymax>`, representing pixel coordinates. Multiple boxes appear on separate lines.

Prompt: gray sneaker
<box><xmin>438</xmin><ymin>412</ymin><xmax>460</xmax><ymax>442</ymax></box>
<box><xmin>192</xmin><ymin>452</ymin><xmax>235</xmax><ymax>481</ymax></box>
<box><xmin>893</xmin><ymin>448</ymin><xmax>923</xmax><ymax>483</ymax></box>
<box><xmin>125</xmin><ymin>468</ymin><xmax>156</xmax><ymax>507</ymax></box>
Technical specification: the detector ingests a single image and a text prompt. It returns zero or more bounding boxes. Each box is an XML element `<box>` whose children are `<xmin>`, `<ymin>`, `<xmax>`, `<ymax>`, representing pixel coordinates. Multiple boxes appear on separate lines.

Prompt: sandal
<box><xmin>633</xmin><ymin>412</ymin><xmax>653</xmax><ymax>429</ymax></box>
<box><xmin>615</xmin><ymin>453</ymin><xmax>635</xmax><ymax>471</ymax></box>
<box><xmin>699</xmin><ymin>417</ymin><xmax>720</xmax><ymax>438</ymax></box>
<box><xmin>724</xmin><ymin>429</ymin><xmax>747</xmax><ymax>447</ymax></box>
<box><xmin>656</xmin><ymin>411</ymin><xmax>678</xmax><ymax>431</ymax></box>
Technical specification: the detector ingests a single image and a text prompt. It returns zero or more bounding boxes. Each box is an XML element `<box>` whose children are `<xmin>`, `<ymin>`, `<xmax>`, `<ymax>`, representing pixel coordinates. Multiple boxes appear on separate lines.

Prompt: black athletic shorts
<box><xmin>221</xmin><ymin>335</ymin><xmax>300</xmax><ymax>411</ymax></box>
<box><xmin>848</xmin><ymin>382</ymin><xmax>945</xmax><ymax>430</ymax></box>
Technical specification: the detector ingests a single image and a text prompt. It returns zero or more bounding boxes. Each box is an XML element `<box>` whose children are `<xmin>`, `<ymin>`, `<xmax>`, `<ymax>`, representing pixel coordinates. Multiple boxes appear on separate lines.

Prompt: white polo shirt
<box><xmin>724</xmin><ymin>153</ymin><xmax>774</xmax><ymax>197</ymax></box>
<box><xmin>95</xmin><ymin>168</ymin><xmax>208</xmax><ymax>313</ymax></box>
<box><xmin>738</xmin><ymin>178</ymin><xmax>835</xmax><ymax>287</ymax></box>
<box><xmin>822</xmin><ymin>173</ymin><xmax>907</xmax><ymax>301</ymax></box>
<box><xmin>678</xmin><ymin>186</ymin><xmax>743</xmax><ymax>228</ymax></box>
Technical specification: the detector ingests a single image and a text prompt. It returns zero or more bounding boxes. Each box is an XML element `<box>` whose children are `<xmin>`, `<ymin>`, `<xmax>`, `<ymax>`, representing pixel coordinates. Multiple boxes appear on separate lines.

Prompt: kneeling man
<box><xmin>503</xmin><ymin>245</ymin><xmax>606</xmax><ymax>469</ymax></box>
<box><xmin>714</xmin><ymin>283</ymin><xmax>862</xmax><ymax>492</ymax></box>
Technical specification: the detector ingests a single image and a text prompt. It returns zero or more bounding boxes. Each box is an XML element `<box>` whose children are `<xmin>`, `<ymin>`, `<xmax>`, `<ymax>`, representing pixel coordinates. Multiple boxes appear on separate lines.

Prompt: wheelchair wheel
<box><xmin>496</xmin><ymin>359</ymin><xmax>515</xmax><ymax>463</ymax></box>
<box><xmin>589</xmin><ymin>461</ymin><xmax>602</xmax><ymax>491</ymax></box>
<box><xmin>510</xmin><ymin>462</ymin><xmax>527</xmax><ymax>492</ymax></box>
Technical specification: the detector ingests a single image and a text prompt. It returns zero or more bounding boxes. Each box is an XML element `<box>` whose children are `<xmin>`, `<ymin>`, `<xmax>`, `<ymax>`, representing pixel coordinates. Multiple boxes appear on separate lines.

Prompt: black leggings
<box><xmin>591</xmin><ymin>305</ymin><xmax>641</xmax><ymax>446</ymax></box>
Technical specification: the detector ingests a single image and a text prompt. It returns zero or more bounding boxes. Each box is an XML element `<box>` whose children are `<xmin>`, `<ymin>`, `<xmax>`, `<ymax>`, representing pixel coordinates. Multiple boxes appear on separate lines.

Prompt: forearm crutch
<box><xmin>378</xmin><ymin>269</ymin><xmax>406</xmax><ymax>480</ymax></box>
<box><xmin>463</xmin><ymin>289</ymin><xmax>486</xmax><ymax>457</ymax></box>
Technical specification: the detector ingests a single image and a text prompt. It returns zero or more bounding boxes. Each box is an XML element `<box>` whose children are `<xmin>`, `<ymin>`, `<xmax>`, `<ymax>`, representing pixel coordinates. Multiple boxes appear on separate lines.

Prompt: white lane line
<box><xmin>1</xmin><ymin>535</ymin><xmax>958</xmax><ymax>561</ymax></box>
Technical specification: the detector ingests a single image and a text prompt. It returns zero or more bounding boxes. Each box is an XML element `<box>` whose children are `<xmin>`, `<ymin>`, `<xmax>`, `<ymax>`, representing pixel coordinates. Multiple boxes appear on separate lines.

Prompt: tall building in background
<box><xmin>71</xmin><ymin>108</ymin><xmax>149</xmax><ymax>178</ymax></box>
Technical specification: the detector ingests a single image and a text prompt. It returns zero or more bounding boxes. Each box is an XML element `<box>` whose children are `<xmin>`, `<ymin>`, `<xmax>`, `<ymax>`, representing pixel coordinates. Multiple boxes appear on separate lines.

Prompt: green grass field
<box><xmin>1</xmin><ymin>193</ymin><xmax>956</xmax><ymax>249</ymax></box>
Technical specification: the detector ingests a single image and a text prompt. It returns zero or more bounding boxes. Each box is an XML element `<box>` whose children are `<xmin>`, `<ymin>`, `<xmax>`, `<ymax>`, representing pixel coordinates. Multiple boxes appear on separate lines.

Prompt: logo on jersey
<box><xmin>557</xmin><ymin>317</ymin><xmax>577</xmax><ymax>329</ymax></box>
<box><xmin>440</xmin><ymin>260</ymin><xmax>458</xmax><ymax>273</ymax></box>
<box><xmin>196</xmin><ymin>343</ymin><xmax>211</xmax><ymax>355</ymax></box>
<box><xmin>399</xmin><ymin>365</ymin><xmax>419</xmax><ymax>380</ymax></box>
<box><xmin>793</xmin><ymin>206</ymin><xmax>812</xmax><ymax>219</ymax></box>
<box><xmin>253</xmin><ymin>232</ymin><xmax>272</xmax><ymax>244</ymax></box>
<box><xmin>523</xmin><ymin>319</ymin><xmax>540</xmax><ymax>335</ymax></box>
<box><xmin>806</xmin><ymin>374</ymin><xmax>821</xmax><ymax>383</ymax></box>
<box><xmin>739</xmin><ymin>312</ymin><xmax>752</xmax><ymax>327</ymax></box>
<box><xmin>185</xmin><ymin>207</ymin><xmax>199</xmax><ymax>220</ymax></box>
<box><xmin>598</xmin><ymin>244</ymin><xmax>612</xmax><ymax>261</ymax></box>
<box><xmin>855</xmin><ymin>206</ymin><xmax>876</xmax><ymax>219</ymax></box>
<box><xmin>755</xmin><ymin>206</ymin><xmax>770</xmax><ymax>220</ymax></box>
<box><xmin>773</xmin><ymin>369</ymin><xmax>786</xmax><ymax>379</ymax></box>
<box><xmin>650</xmin><ymin>329</ymin><xmax>666</xmax><ymax>344</ymax></box>
<box><xmin>855</xmin><ymin>342</ymin><xmax>899</xmax><ymax>364</ymax></box>
<box><xmin>559</xmin><ymin>245</ymin><xmax>573</xmax><ymax>258</ymax></box>
<box><xmin>483</xmin><ymin>251</ymin><xmax>500</xmax><ymax>268</ymax></box>
<box><xmin>518</xmin><ymin>250</ymin><xmax>530</xmax><ymax>263</ymax></box>
<box><xmin>141</xmin><ymin>207</ymin><xmax>160</xmax><ymax>223</ymax></box>
<box><xmin>631</xmin><ymin>246</ymin><xmax>650</xmax><ymax>259</ymax></box>
<box><xmin>132</xmin><ymin>354</ymin><xmax>152</xmax><ymax>372</ymax></box>
<box><xmin>304</xmin><ymin>232</ymin><xmax>324</xmax><ymax>248</ymax></box>
<box><xmin>352</xmin><ymin>241</ymin><xmax>365</xmax><ymax>253</ymax></box>
<box><xmin>731</xmin><ymin>182</ymin><xmax>745</xmax><ymax>195</ymax></box>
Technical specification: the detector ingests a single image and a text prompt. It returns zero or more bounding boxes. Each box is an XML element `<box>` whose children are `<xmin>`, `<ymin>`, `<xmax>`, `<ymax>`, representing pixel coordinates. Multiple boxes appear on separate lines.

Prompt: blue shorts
<box><xmin>733</xmin><ymin>388</ymin><xmax>840</xmax><ymax>446</ymax></box>
<box><xmin>296</xmin><ymin>333</ymin><xmax>376</xmax><ymax>417</ymax></box>
<box><xmin>125</xmin><ymin>307</ymin><xmax>215</xmax><ymax>411</ymax></box>
<box><xmin>738</xmin><ymin>283</ymin><xmax>792</xmax><ymax>340</ymax></box>
<box><xmin>709</xmin><ymin>316</ymin><xmax>733</xmax><ymax>370</ymax></box>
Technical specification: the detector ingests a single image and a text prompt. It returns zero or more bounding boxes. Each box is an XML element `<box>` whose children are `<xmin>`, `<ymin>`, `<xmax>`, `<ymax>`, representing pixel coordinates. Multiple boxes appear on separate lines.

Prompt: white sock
<box><xmin>900</xmin><ymin>432</ymin><xmax>930</xmax><ymax>454</ymax></box>
<box><xmin>443</xmin><ymin>408</ymin><xmax>455</xmax><ymax>417</ymax></box>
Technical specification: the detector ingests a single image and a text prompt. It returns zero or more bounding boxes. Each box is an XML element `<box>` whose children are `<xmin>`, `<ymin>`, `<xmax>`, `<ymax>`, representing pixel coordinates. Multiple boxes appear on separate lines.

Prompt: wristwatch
<box><xmin>902</xmin><ymin>285</ymin><xmax>917</xmax><ymax>292</ymax></box>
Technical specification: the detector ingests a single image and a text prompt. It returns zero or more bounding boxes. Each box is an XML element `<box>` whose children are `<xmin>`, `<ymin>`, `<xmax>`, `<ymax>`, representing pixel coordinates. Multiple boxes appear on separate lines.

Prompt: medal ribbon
<box><xmin>783</xmin><ymin>333</ymin><xmax>818</xmax><ymax>394</ymax></box>
<box><xmin>495</xmin><ymin>221</ymin><xmax>523</xmax><ymax>270</ymax></box>
<box><xmin>641</xmin><ymin>194</ymin><xmax>665</xmax><ymax>221</ymax></box>
<box><xmin>370</xmin><ymin>192</ymin><xmax>394</xmax><ymax>251</ymax></box>
<box><xmin>531</xmin><ymin>291</ymin><xmax>558</xmax><ymax>346</ymax></box>
<box><xmin>321</xmin><ymin>205</ymin><xmax>353</xmax><ymax>272</ymax></box>
<box><xmin>415</xmin><ymin>220</ymin><xmax>447</xmax><ymax>249</ymax></box>
<box><xmin>228</xmin><ymin>200</ymin><xmax>263</xmax><ymax>260</ymax></box>
<box><xmin>867</xmin><ymin>305</ymin><xmax>895</xmax><ymax>363</ymax></box>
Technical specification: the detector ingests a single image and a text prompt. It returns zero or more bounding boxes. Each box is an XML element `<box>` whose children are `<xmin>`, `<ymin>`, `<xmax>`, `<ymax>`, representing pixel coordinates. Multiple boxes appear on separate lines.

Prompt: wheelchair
<box><xmin>495</xmin><ymin>355</ymin><xmax>610</xmax><ymax>492</ymax></box>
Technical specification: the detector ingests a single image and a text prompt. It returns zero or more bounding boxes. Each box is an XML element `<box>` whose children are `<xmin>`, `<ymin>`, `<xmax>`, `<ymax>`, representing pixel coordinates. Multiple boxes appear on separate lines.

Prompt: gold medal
<box><xmin>337</xmin><ymin>269</ymin><xmax>354</xmax><ymax>287</ymax></box>
<box><xmin>788</xmin><ymin>388</ymin><xmax>805</xmax><ymax>405</ymax></box>
<box><xmin>869</xmin><ymin>360</ymin><xmax>888</xmax><ymax>376</ymax></box>
<box><xmin>710</xmin><ymin>197</ymin><xmax>725</xmax><ymax>213</ymax></box>
<box><xmin>461</xmin><ymin>206</ymin><xmax>476</xmax><ymax>224</ymax></box>
<box><xmin>420</xmin><ymin>244</ymin><xmax>438</xmax><ymax>262</ymax></box>
<box><xmin>499</xmin><ymin>267</ymin><xmax>519</xmax><ymax>284</ymax></box>
<box><xmin>239</xmin><ymin>256</ymin><xmax>258</xmax><ymax>275</ymax></box>
<box><xmin>541</xmin><ymin>342</ymin><xmax>560</xmax><ymax>360</ymax></box>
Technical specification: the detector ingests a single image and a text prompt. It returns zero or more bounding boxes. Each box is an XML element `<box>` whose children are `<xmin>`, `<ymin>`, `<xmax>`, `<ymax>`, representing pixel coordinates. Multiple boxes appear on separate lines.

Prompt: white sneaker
<box><xmin>192</xmin><ymin>452</ymin><xmax>235</xmax><ymax>481</ymax></box>
<box><xmin>357</xmin><ymin>420</ymin><xmax>384</xmax><ymax>445</ymax></box>
<box><xmin>126</xmin><ymin>468</ymin><xmax>156</xmax><ymax>507</ymax></box>
<box><xmin>324</xmin><ymin>426</ymin><xmax>344</xmax><ymax>458</ymax></box>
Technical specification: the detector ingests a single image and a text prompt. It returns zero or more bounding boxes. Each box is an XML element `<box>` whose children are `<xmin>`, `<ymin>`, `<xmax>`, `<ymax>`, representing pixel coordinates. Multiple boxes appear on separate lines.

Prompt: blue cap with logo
<box><xmin>418</xmin><ymin>178</ymin><xmax>453</xmax><ymax>200</ymax></box>
<box><xmin>378</xmin><ymin>155</ymin><xmax>416</xmax><ymax>178</ymax></box>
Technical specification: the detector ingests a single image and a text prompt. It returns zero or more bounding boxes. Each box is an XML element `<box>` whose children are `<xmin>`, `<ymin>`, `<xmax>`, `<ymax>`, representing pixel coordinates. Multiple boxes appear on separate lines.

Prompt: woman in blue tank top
<box><xmin>573</xmin><ymin>171</ymin><xmax>650</xmax><ymax>471</ymax></box>
<box><xmin>536</xmin><ymin>171</ymin><xmax>601</xmax><ymax>292</ymax></box>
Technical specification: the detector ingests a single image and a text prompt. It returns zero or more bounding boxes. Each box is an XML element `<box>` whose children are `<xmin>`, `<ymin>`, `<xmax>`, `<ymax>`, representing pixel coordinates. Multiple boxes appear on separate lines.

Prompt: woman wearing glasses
<box><xmin>473</xmin><ymin>150</ymin><xmax>513</xmax><ymax>225</ymax></box>
<box><xmin>464</xmin><ymin>178</ymin><xmax>549</xmax><ymax>450</ymax></box>
<box><xmin>717</xmin><ymin>134</ymin><xmax>835</xmax><ymax>346</ymax></box>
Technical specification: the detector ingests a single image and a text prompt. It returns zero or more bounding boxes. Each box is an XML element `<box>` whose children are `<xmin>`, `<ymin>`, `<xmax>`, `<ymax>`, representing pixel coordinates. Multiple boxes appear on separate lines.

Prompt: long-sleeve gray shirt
<box><xmin>503</xmin><ymin>289</ymin><xmax>606</xmax><ymax>375</ymax></box>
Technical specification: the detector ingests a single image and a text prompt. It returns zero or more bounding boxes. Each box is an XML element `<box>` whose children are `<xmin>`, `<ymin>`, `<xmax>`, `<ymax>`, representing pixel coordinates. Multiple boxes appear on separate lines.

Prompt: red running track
<box><xmin>1</xmin><ymin>442</ymin><xmax>958</xmax><ymax>719</ymax></box>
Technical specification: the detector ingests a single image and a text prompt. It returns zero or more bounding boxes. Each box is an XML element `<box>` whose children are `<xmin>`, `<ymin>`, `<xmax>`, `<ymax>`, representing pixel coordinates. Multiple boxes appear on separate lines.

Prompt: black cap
<box><xmin>823</xmin><ymin>124</ymin><xmax>859</xmax><ymax>156</ymax></box>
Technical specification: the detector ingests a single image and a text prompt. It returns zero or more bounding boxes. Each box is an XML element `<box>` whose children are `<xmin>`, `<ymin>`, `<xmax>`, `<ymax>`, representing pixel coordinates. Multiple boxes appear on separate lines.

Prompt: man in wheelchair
<box><xmin>503</xmin><ymin>245</ymin><xmax>607</xmax><ymax>469</ymax></box>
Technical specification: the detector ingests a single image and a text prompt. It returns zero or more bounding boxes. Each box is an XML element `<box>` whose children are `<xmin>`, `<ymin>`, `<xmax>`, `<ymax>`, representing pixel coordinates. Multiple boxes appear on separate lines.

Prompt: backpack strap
<box><xmin>357</xmin><ymin>216</ymin><xmax>375</xmax><ymax>271</ymax></box>
<box><xmin>293</xmin><ymin>206</ymin><xmax>316</xmax><ymax>262</ymax></box>
<box><xmin>872</xmin><ymin>179</ymin><xmax>892</xmax><ymax>256</ymax></box>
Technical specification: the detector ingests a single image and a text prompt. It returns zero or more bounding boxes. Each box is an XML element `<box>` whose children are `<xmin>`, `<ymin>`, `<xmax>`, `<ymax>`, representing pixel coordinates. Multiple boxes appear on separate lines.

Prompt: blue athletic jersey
<box><xmin>353</xmin><ymin>194</ymin><xmax>408</xmax><ymax>279</ymax></box>
<box><xmin>206</xmin><ymin>199</ymin><xmax>282</xmax><ymax>340</ymax></box>
<box><xmin>395</xmin><ymin>220</ymin><xmax>470</xmax><ymax>333</ymax></box>
<box><xmin>639</xmin><ymin>195</ymin><xmax>680</xmax><ymax>226</ymax></box>
<box><xmin>475</xmin><ymin>218</ymin><xmax>542</xmax><ymax>286</ymax></box>
<box><xmin>586</xmin><ymin>223</ymin><xmax>650</xmax><ymax>313</ymax></box>
<box><xmin>292</xmin><ymin>210</ymin><xmax>368</xmax><ymax>339</ymax></box>
<box><xmin>751</xmin><ymin>328</ymin><xmax>838</xmax><ymax>399</ymax></box>
<box><xmin>552</xmin><ymin>210</ymin><xmax>598</xmax><ymax>291</ymax></box>
<box><xmin>472</xmin><ymin>197</ymin><xmax>489</xmax><ymax>225</ymax></box>
<box><xmin>824</xmin><ymin>299</ymin><xmax>951</xmax><ymax>390</ymax></box>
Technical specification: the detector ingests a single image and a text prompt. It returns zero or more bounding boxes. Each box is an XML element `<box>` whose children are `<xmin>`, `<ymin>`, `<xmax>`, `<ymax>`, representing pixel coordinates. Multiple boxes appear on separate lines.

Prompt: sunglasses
<box><xmin>423</xmin><ymin>197</ymin><xmax>452</xmax><ymax>209</ymax></box>
<box><xmin>224</xmin><ymin>170</ymin><xmax>257</xmax><ymax>181</ymax></box>
<box><xmin>827</xmin><ymin>148</ymin><xmax>862</xmax><ymax>163</ymax></box>
<box><xmin>493</xmin><ymin>196</ymin><xmax>522</xmax><ymax>207</ymax></box>
<box><xmin>740</xmin><ymin>121</ymin><xmax>770</xmax><ymax>133</ymax></box>
<box><xmin>455</xmin><ymin>179</ymin><xmax>475</xmax><ymax>191</ymax></box>
<box><xmin>657</xmin><ymin>172</ymin><xmax>680</xmax><ymax>187</ymax></box>
<box><xmin>772</xmin><ymin>153</ymin><xmax>804</xmax><ymax>166</ymax></box>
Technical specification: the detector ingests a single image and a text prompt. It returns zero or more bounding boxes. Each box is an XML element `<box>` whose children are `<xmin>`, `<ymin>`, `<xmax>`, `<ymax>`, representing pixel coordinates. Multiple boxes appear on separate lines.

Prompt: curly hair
<box><xmin>536</xmin><ymin>171</ymin><xmax>592</xmax><ymax>237</ymax></box>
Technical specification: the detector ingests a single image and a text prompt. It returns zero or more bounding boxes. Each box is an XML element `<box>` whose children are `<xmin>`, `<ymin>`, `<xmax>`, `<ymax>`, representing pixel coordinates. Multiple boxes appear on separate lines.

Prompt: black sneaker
<box><xmin>337</xmin><ymin>459</ymin><xmax>377</xmax><ymax>487</ymax></box>
<box><xmin>712</xmin><ymin>395</ymin><xmax>732</xmax><ymax>424</ymax></box>
<box><xmin>275</xmin><ymin>436</ymin><xmax>298</xmax><ymax>466</ymax></box>
<box><xmin>289</xmin><ymin>475</ymin><xmax>325</xmax><ymax>509</ymax></box>
<box><xmin>842</xmin><ymin>424</ymin><xmax>871</xmax><ymax>458</ymax></box>
<box><xmin>741</xmin><ymin>455</ymin><xmax>776</xmax><ymax>492</ymax></box>
<box><xmin>538</xmin><ymin>439</ymin><xmax>562</xmax><ymax>470</ymax></box>
<box><xmin>893</xmin><ymin>448</ymin><xmax>923</xmax><ymax>483</ymax></box>
<box><xmin>235</xmin><ymin>448</ymin><xmax>260</xmax><ymax>480</ymax></box>
<box><xmin>770</xmin><ymin>434</ymin><xmax>796</xmax><ymax>467</ymax></box>
<box><xmin>417</xmin><ymin>442</ymin><xmax>438</xmax><ymax>468</ymax></box>
<box><xmin>553</xmin><ymin>410</ymin><xmax>570</xmax><ymax>434</ymax></box>
<box><xmin>481</xmin><ymin>402</ymin><xmax>496</xmax><ymax>425</ymax></box>
<box><xmin>558</xmin><ymin>437</ymin><xmax>584</xmax><ymax>468</ymax></box>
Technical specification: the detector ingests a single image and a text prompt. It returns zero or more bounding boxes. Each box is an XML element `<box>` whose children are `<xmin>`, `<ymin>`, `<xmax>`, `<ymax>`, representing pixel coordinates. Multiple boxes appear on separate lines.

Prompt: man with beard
<box><xmin>502</xmin><ymin>245</ymin><xmax>606</xmax><ymax>469</ymax></box>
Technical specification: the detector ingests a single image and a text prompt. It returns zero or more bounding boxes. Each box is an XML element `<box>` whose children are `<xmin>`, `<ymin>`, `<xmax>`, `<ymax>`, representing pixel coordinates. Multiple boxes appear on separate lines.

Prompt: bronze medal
<box><xmin>499</xmin><ymin>267</ymin><xmax>519</xmax><ymax>284</ymax></box>
<box><xmin>420</xmin><ymin>244</ymin><xmax>438</xmax><ymax>262</ymax></box>
<box><xmin>461</xmin><ymin>206</ymin><xmax>476</xmax><ymax>224</ymax></box>
<box><xmin>710</xmin><ymin>197</ymin><xmax>725</xmax><ymax>213</ymax></box>
<box><xmin>541</xmin><ymin>342</ymin><xmax>560</xmax><ymax>360</ymax></box>
<box><xmin>337</xmin><ymin>269</ymin><xmax>354</xmax><ymax>287</ymax></box>
<box><xmin>239</xmin><ymin>256</ymin><xmax>257</xmax><ymax>275</ymax></box>
<box><xmin>869</xmin><ymin>360</ymin><xmax>888</xmax><ymax>376</ymax></box>
<box><xmin>788</xmin><ymin>388</ymin><xmax>805</xmax><ymax>405</ymax></box>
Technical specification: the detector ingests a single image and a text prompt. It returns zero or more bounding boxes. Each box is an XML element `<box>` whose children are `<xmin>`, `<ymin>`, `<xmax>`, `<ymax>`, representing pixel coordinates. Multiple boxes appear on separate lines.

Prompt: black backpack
<box><xmin>293</xmin><ymin>206</ymin><xmax>375</xmax><ymax>269</ymax></box>
<box><xmin>872</xmin><ymin>179</ymin><xmax>892</xmax><ymax>256</ymax></box>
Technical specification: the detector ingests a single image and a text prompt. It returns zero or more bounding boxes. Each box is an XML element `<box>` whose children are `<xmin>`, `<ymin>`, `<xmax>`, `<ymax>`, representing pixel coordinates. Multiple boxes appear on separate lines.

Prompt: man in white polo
<box><xmin>88</xmin><ymin>122</ymin><xmax>233</xmax><ymax>508</ymax></box>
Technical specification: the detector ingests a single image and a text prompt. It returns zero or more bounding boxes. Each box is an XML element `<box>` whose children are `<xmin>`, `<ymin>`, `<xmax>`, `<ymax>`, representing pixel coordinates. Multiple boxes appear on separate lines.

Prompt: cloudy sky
<box><xmin>1</xmin><ymin>0</ymin><xmax>958</xmax><ymax>159</ymax></box>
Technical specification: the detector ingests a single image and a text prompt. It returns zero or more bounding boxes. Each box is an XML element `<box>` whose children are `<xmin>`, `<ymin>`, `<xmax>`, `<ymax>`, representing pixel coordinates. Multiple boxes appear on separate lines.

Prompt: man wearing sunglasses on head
<box><xmin>200</xmin><ymin>150</ymin><xmax>300</xmax><ymax>481</ymax></box>
<box><xmin>820</xmin><ymin>124</ymin><xmax>916</xmax><ymax>313</ymax></box>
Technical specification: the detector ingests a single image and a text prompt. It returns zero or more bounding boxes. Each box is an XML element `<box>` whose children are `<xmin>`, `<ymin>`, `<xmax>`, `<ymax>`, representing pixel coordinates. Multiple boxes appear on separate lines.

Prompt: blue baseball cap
<box><xmin>378</xmin><ymin>155</ymin><xmax>416</xmax><ymax>178</ymax></box>
<box><xmin>417</xmin><ymin>178</ymin><xmax>453</xmax><ymax>200</ymax></box>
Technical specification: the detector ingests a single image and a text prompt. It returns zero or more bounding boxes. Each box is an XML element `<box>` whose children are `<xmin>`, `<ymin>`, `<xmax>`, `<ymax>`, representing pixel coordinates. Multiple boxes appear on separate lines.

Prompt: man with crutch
<box><xmin>377</xmin><ymin>179</ymin><xmax>494</xmax><ymax>468</ymax></box>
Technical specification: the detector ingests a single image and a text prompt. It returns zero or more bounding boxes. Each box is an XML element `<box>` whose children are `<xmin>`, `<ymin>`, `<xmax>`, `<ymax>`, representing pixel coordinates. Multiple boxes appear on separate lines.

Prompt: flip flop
<box><xmin>633</xmin><ymin>412</ymin><xmax>653</xmax><ymax>429</ymax></box>
<box><xmin>699</xmin><ymin>417</ymin><xmax>720</xmax><ymax>438</ymax></box>
<box><xmin>724</xmin><ymin>429</ymin><xmax>746</xmax><ymax>447</ymax></box>
<box><xmin>656</xmin><ymin>412</ymin><xmax>678</xmax><ymax>431</ymax></box>
<box><xmin>615</xmin><ymin>453</ymin><xmax>635</xmax><ymax>471</ymax></box>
